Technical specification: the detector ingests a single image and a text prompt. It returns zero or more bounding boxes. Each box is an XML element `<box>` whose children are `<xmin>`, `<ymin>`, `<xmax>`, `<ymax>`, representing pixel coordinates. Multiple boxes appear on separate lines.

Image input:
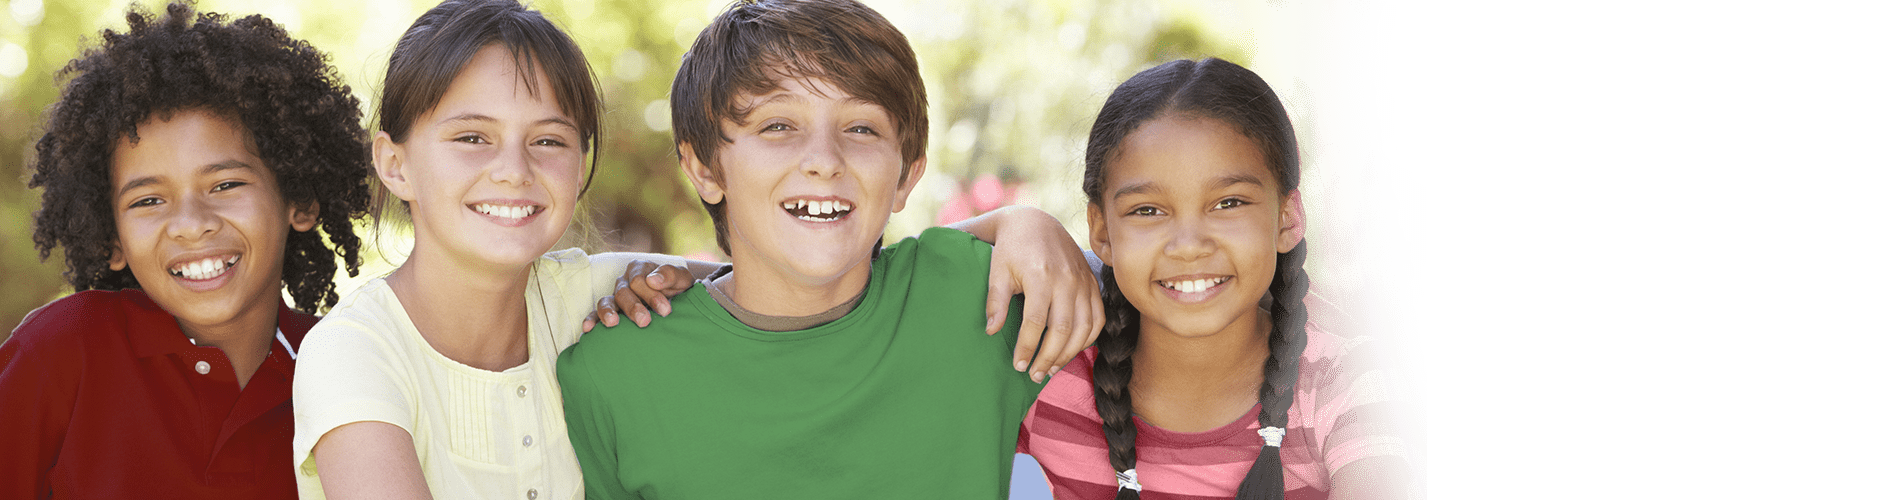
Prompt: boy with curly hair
<box><xmin>0</xmin><ymin>3</ymin><xmax>371</xmax><ymax>497</ymax></box>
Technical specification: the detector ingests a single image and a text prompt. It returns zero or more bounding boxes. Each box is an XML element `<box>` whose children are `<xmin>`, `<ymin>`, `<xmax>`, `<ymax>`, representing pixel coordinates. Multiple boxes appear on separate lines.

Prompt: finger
<box><xmin>597</xmin><ymin>296</ymin><xmax>620</xmax><ymax>328</ymax></box>
<box><xmin>650</xmin><ymin>265</ymin><xmax>696</xmax><ymax>293</ymax></box>
<box><xmin>630</xmin><ymin>301</ymin><xmax>652</xmax><ymax>328</ymax></box>
<box><xmin>1012</xmin><ymin>291</ymin><xmax>1052</xmax><ymax>374</ymax></box>
<box><xmin>644</xmin><ymin>267</ymin><xmax>695</xmax><ymax>316</ymax></box>
<box><xmin>983</xmin><ymin>268</ymin><xmax>1016</xmax><ymax>336</ymax></box>
<box><xmin>1027</xmin><ymin>290</ymin><xmax>1078</xmax><ymax>383</ymax></box>
<box><xmin>581</xmin><ymin>315</ymin><xmax>596</xmax><ymax>333</ymax></box>
<box><xmin>1054</xmin><ymin>292</ymin><xmax>1098</xmax><ymax>370</ymax></box>
<box><xmin>612</xmin><ymin>284</ymin><xmax>644</xmax><ymax>320</ymax></box>
<box><xmin>628</xmin><ymin>275</ymin><xmax>672</xmax><ymax>319</ymax></box>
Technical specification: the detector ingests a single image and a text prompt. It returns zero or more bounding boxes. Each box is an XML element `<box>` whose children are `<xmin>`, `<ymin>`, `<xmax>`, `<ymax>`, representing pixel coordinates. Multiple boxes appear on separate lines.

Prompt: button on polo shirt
<box><xmin>0</xmin><ymin>289</ymin><xmax>315</xmax><ymax>499</ymax></box>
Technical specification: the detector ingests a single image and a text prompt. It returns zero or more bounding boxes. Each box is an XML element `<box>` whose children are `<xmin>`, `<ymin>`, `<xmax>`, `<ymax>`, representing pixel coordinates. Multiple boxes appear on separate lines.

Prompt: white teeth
<box><xmin>783</xmin><ymin>199</ymin><xmax>854</xmax><ymax>221</ymax></box>
<box><xmin>475</xmin><ymin>204</ymin><xmax>534</xmax><ymax>219</ymax></box>
<box><xmin>1164</xmin><ymin>277</ymin><xmax>1228</xmax><ymax>294</ymax></box>
<box><xmin>172</xmin><ymin>256</ymin><xmax>235</xmax><ymax>280</ymax></box>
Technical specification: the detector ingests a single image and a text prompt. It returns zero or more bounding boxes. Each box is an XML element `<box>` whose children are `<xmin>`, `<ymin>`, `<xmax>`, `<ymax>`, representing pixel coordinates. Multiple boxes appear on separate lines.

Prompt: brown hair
<box><xmin>373</xmin><ymin>0</ymin><xmax>602</xmax><ymax>225</ymax></box>
<box><xmin>670</xmin><ymin>0</ymin><xmax>927</xmax><ymax>254</ymax></box>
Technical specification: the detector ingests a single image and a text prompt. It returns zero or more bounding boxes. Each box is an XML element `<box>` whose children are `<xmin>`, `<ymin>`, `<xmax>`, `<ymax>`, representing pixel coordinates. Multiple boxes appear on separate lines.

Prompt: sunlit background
<box><xmin>3</xmin><ymin>0</ymin><xmax>1428</xmax><ymax>494</ymax></box>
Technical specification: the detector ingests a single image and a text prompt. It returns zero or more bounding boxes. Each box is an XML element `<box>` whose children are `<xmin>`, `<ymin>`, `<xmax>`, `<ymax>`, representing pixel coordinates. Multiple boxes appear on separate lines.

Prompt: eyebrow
<box><xmin>1109</xmin><ymin>173</ymin><xmax>1268</xmax><ymax>202</ymax></box>
<box><xmin>1210</xmin><ymin>173</ymin><xmax>1268</xmax><ymax>190</ymax></box>
<box><xmin>117</xmin><ymin>160</ymin><xmax>258</xmax><ymax>199</ymax></box>
<box><xmin>438</xmin><ymin>113</ymin><xmax>580</xmax><ymax>133</ymax></box>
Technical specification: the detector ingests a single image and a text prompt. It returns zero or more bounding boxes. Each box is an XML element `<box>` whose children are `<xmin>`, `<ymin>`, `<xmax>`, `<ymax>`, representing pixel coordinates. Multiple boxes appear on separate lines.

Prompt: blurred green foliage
<box><xmin>0</xmin><ymin>0</ymin><xmax>1262</xmax><ymax>339</ymax></box>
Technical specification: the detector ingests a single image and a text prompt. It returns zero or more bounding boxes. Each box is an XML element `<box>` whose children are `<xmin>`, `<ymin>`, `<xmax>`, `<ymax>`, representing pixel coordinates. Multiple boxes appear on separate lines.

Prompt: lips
<box><xmin>781</xmin><ymin>198</ymin><xmax>855</xmax><ymax>222</ymax></box>
<box><xmin>169</xmin><ymin>254</ymin><xmax>240</xmax><ymax>281</ymax></box>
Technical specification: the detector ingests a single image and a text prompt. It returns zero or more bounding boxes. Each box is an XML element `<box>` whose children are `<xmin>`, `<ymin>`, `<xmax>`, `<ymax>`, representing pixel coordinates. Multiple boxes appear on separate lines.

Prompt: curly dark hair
<box><xmin>27</xmin><ymin>2</ymin><xmax>372</xmax><ymax>314</ymax></box>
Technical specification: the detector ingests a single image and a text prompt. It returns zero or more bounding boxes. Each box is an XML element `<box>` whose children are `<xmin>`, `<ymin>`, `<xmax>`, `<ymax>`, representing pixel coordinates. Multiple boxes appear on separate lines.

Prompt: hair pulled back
<box><xmin>1082</xmin><ymin>57</ymin><xmax>1310</xmax><ymax>500</ymax></box>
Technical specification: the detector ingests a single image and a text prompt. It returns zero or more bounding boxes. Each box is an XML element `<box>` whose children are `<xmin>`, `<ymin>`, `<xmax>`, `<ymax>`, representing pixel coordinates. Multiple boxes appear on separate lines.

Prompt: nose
<box><xmin>1161</xmin><ymin>214</ymin><xmax>1215</xmax><ymax>262</ymax></box>
<box><xmin>800</xmin><ymin>132</ymin><xmax>844</xmax><ymax>179</ymax></box>
<box><xmin>489</xmin><ymin>142</ymin><xmax>534</xmax><ymax>186</ymax></box>
<box><xmin>167</xmin><ymin>194</ymin><xmax>220</xmax><ymax>242</ymax></box>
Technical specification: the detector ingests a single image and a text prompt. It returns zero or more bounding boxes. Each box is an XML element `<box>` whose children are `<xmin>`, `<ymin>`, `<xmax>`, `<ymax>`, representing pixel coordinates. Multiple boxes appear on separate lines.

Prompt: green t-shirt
<box><xmin>557</xmin><ymin>228</ymin><xmax>1040</xmax><ymax>499</ymax></box>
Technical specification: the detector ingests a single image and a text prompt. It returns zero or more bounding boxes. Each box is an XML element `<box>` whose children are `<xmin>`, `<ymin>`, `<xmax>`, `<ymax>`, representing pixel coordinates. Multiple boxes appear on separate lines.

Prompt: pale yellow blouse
<box><xmin>292</xmin><ymin>249</ymin><xmax>684</xmax><ymax>500</ymax></box>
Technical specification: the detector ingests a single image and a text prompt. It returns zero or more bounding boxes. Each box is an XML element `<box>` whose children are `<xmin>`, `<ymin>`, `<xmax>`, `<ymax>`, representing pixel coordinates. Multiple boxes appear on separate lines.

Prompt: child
<box><xmin>0</xmin><ymin>3</ymin><xmax>371</xmax><ymax>498</ymax></box>
<box><xmin>1016</xmin><ymin>58</ymin><xmax>1412</xmax><ymax>499</ymax></box>
<box><xmin>292</xmin><ymin>0</ymin><xmax>1092</xmax><ymax>497</ymax></box>
<box><xmin>287</xmin><ymin>0</ymin><xmax>699</xmax><ymax>498</ymax></box>
<box><xmin>556</xmin><ymin>0</ymin><xmax>1097</xmax><ymax>497</ymax></box>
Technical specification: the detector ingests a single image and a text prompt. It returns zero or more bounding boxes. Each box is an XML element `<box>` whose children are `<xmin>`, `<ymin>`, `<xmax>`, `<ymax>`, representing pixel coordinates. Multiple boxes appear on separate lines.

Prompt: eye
<box><xmin>454</xmin><ymin>135</ymin><xmax>488</xmax><ymax>144</ymax></box>
<box><xmin>1214</xmin><ymin>197</ymin><xmax>1246</xmax><ymax>210</ymax></box>
<box><xmin>533</xmin><ymin>138</ymin><xmax>569</xmax><ymax>148</ymax></box>
<box><xmin>212</xmin><ymin>181</ymin><xmax>247</xmax><ymax>192</ymax></box>
<box><xmin>129</xmin><ymin>197</ymin><xmax>162</xmax><ymax>209</ymax></box>
<box><xmin>1128</xmin><ymin>206</ymin><xmax>1161</xmax><ymax>217</ymax></box>
<box><xmin>762</xmin><ymin>122</ymin><xmax>792</xmax><ymax>132</ymax></box>
<box><xmin>845</xmin><ymin>125</ymin><xmax>878</xmax><ymax>136</ymax></box>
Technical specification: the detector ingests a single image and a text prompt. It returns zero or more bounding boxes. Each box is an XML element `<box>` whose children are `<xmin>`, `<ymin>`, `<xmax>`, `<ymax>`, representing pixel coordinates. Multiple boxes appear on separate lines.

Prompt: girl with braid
<box><xmin>1018</xmin><ymin>58</ymin><xmax>1413</xmax><ymax>499</ymax></box>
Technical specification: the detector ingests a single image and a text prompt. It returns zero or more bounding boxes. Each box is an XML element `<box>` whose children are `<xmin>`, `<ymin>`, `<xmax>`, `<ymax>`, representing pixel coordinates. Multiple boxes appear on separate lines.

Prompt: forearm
<box><xmin>945</xmin><ymin>205</ymin><xmax>1060</xmax><ymax>245</ymax></box>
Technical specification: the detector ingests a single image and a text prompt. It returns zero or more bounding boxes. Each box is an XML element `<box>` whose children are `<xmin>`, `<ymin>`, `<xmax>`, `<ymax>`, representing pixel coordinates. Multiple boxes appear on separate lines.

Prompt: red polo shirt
<box><xmin>0</xmin><ymin>289</ymin><xmax>314</xmax><ymax>499</ymax></box>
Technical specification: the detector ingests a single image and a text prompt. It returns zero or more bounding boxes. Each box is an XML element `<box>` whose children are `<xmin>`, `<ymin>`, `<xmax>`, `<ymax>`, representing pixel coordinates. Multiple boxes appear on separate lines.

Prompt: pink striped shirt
<box><xmin>1017</xmin><ymin>295</ymin><xmax>1407</xmax><ymax>499</ymax></box>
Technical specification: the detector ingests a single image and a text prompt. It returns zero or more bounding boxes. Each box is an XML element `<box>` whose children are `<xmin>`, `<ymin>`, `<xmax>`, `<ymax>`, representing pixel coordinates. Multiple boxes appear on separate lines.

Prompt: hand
<box><xmin>983</xmin><ymin>208</ymin><xmax>1106</xmax><ymax>383</ymax></box>
<box><xmin>580</xmin><ymin>260</ymin><xmax>699</xmax><ymax>332</ymax></box>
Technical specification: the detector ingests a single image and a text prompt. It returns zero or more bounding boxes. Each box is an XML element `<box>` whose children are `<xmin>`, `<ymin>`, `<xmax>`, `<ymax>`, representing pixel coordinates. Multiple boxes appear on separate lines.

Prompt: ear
<box><xmin>288</xmin><ymin>199</ymin><xmax>320</xmax><ymax>232</ymax></box>
<box><xmin>373</xmin><ymin>131</ymin><xmax>417</xmax><ymax>202</ymax></box>
<box><xmin>1276</xmin><ymin>188</ymin><xmax>1307</xmax><ymax>253</ymax></box>
<box><xmin>889</xmin><ymin>155</ymin><xmax>928</xmax><ymax>213</ymax></box>
<box><xmin>678</xmin><ymin>142</ymin><xmax>726</xmax><ymax>205</ymax></box>
<box><xmin>108</xmin><ymin>245</ymin><xmax>127</xmax><ymax>271</ymax></box>
<box><xmin>1087</xmin><ymin>203</ymin><xmax>1112</xmax><ymax>263</ymax></box>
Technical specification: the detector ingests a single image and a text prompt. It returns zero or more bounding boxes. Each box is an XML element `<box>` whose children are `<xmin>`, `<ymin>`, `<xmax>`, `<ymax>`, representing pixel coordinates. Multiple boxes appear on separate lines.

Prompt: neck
<box><xmin>1128</xmin><ymin>307</ymin><xmax>1271</xmax><ymax>433</ymax></box>
<box><xmin>176</xmin><ymin>299</ymin><xmax>280</xmax><ymax>391</ymax></box>
<box><xmin>387</xmin><ymin>237</ymin><xmax>534</xmax><ymax>371</ymax></box>
<box><xmin>720</xmin><ymin>250</ymin><xmax>874</xmax><ymax>317</ymax></box>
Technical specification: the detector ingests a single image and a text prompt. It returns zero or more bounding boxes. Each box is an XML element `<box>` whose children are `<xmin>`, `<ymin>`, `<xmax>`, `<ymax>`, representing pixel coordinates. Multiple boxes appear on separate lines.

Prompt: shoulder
<box><xmin>1033</xmin><ymin>346</ymin><xmax>1102</xmax><ymax>416</ymax></box>
<box><xmin>1023</xmin><ymin>347</ymin><xmax>1106</xmax><ymax>445</ymax></box>
<box><xmin>300</xmin><ymin>280</ymin><xmax>410</xmax><ymax>366</ymax></box>
<box><xmin>884</xmin><ymin>227</ymin><xmax>991</xmax><ymax>273</ymax></box>
<box><xmin>562</xmin><ymin>287</ymin><xmax>708</xmax><ymax>363</ymax></box>
<box><xmin>278</xmin><ymin>303</ymin><xmax>320</xmax><ymax>346</ymax></box>
<box><xmin>5</xmin><ymin>290</ymin><xmax>150</xmax><ymax>355</ymax></box>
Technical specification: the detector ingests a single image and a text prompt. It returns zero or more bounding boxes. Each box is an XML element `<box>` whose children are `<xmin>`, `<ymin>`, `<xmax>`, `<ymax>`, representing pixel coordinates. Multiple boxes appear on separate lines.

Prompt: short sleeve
<box><xmin>0</xmin><ymin>303</ymin><xmax>86</xmax><ymax>498</ymax></box>
<box><xmin>556</xmin><ymin>345</ymin><xmax>629</xmax><ymax>499</ymax></box>
<box><xmin>1304</xmin><ymin>335</ymin><xmax>1410</xmax><ymax>475</ymax></box>
<box><xmin>291</xmin><ymin>310</ymin><xmax>418</xmax><ymax>481</ymax></box>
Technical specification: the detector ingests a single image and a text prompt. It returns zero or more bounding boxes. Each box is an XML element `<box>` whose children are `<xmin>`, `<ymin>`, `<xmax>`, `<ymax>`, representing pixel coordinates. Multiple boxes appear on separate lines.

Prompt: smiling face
<box><xmin>108</xmin><ymin>108</ymin><xmax>316</xmax><ymax>336</ymax></box>
<box><xmin>1088</xmin><ymin>115</ymin><xmax>1304</xmax><ymax>340</ymax></box>
<box><xmin>376</xmin><ymin>44</ymin><xmax>584</xmax><ymax>275</ymax></box>
<box><xmin>681</xmin><ymin>76</ymin><xmax>925</xmax><ymax>303</ymax></box>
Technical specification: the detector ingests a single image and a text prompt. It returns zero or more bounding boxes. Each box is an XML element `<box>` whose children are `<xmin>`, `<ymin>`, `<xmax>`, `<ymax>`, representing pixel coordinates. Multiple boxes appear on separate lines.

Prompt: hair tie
<box><xmin>1258</xmin><ymin>426</ymin><xmax>1286</xmax><ymax>448</ymax></box>
<box><xmin>1116</xmin><ymin>468</ymin><xmax>1143</xmax><ymax>492</ymax></box>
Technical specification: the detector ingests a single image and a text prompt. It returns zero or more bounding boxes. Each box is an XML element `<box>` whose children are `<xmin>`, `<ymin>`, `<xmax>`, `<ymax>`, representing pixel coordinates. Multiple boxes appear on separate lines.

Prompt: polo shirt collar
<box><xmin>123</xmin><ymin>289</ymin><xmax>302</xmax><ymax>362</ymax></box>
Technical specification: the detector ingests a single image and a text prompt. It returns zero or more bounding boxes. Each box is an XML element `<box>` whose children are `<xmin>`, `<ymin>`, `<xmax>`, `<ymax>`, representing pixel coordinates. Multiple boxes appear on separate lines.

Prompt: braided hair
<box><xmin>1081</xmin><ymin>58</ymin><xmax>1309</xmax><ymax>500</ymax></box>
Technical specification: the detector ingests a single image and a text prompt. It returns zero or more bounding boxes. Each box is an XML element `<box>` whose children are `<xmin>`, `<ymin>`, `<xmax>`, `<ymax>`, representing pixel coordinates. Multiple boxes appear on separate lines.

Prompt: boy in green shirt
<box><xmin>556</xmin><ymin>0</ymin><xmax>1090</xmax><ymax>497</ymax></box>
